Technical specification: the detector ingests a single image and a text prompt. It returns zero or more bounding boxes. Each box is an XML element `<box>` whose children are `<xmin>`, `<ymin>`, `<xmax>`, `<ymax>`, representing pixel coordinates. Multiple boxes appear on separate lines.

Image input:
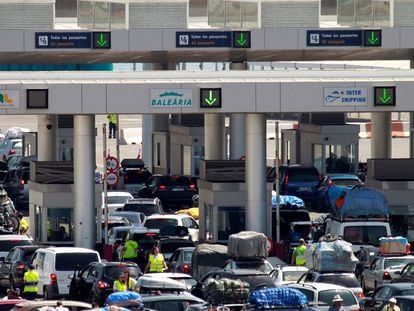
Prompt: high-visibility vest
<box><xmin>149</xmin><ymin>254</ymin><xmax>164</xmax><ymax>272</ymax></box>
<box><xmin>113</xmin><ymin>280</ymin><xmax>127</xmax><ymax>292</ymax></box>
<box><xmin>123</xmin><ymin>240</ymin><xmax>138</xmax><ymax>259</ymax></box>
<box><xmin>107</xmin><ymin>114</ymin><xmax>117</xmax><ymax>124</ymax></box>
<box><xmin>23</xmin><ymin>270</ymin><xmax>39</xmax><ymax>293</ymax></box>
<box><xmin>294</xmin><ymin>245</ymin><xmax>307</xmax><ymax>266</ymax></box>
<box><xmin>19</xmin><ymin>218</ymin><xmax>29</xmax><ymax>234</ymax></box>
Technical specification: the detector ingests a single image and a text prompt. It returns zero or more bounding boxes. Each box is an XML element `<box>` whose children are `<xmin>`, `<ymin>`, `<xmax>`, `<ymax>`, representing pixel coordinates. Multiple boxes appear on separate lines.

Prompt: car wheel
<box><xmin>44</xmin><ymin>286</ymin><xmax>54</xmax><ymax>300</ymax></box>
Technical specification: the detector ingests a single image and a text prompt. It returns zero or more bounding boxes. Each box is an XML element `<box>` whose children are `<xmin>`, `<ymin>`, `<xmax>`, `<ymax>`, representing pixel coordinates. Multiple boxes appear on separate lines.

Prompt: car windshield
<box><xmin>231</xmin><ymin>274</ymin><xmax>275</xmax><ymax>290</ymax></box>
<box><xmin>104</xmin><ymin>266</ymin><xmax>141</xmax><ymax>279</ymax></box>
<box><xmin>385</xmin><ymin>258</ymin><xmax>414</xmax><ymax>269</ymax></box>
<box><xmin>293</xmin><ymin>288</ymin><xmax>315</xmax><ymax>304</ymax></box>
<box><xmin>0</xmin><ymin>240</ymin><xmax>33</xmax><ymax>251</ymax></box>
<box><xmin>108</xmin><ymin>196</ymin><xmax>131</xmax><ymax>204</ymax></box>
<box><xmin>289</xmin><ymin>169</ymin><xmax>319</xmax><ymax>182</ymax></box>
<box><xmin>123</xmin><ymin>204</ymin><xmax>159</xmax><ymax>216</ymax></box>
<box><xmin>145</xmin><ymin>219</ymin><xmax>178</xmax><ymax>229</ymax></box>
<box><xmin>55</xmin><ymin>253</ymin><xmax>99</xmax><ymax>271</ymax></box>
<box><xmin>283</xmin><ymin>271</ymin><xmax>308</xmax><ymax>282</ymax></box>
<box><xmin>318</xmin><ymin>290</ymin><xmax>357</xmax><ymax>306</ymax></box>
<box><xmin>343</xmin><ymin>226</ymin><xmax>388</xmax><ymax>246</ymax></box>
<box><xmin>22</xmin><ymin>250</ymin><xmax>37</xmax><ymax>262</ymax></box>
<box><xmin>332</xmin><ymin>178</ymin><xmax>360</xmax><ymax>187</ymax></box>
<box><xmin>161</xmin><ymin>176</ymin><xmax>192</xmax><ymax>186</ymax></box>
<box><xmin>318</xmin><ymin>275</ymin><xmax>360</xmax><ymax>288</ymax></box>
<box><xmin>123</xmin><ymin>170</ymin><xmax>151</xmax><ymax>184</ymax></box>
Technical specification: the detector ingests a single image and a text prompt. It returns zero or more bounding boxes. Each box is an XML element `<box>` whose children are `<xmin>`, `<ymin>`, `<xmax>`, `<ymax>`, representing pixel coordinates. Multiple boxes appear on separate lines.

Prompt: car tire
<box><xmin>44</xmin><ymin>286</ymin><xmax>53</xmax><ymax>300</ymax></box>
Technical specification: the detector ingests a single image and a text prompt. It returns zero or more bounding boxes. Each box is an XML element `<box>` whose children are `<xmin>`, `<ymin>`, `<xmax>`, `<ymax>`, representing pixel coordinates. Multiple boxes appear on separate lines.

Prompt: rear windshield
<box><xmin>123</xmin><ymin>170</ymin><xmax>151</xmax><ymax>184</ymax></box>
<box><xmin>55</xmin><ymin>253</ymin><xmax>99</xmax><ymax>271</ymax></box>
<box><xmin>23</xmin><ymin>250</ymin><xmax>37</xmax><ymax>262</ymax></box>
<box><xmin>159</xmin><ymin>241</ymin><xmax>195</xmax><ymax>253</ymax></box>
<box><xmin>123</xmin><ymin>203</ymin><xmax>160</xmax><ymax>216</ymax></box>
<box><xmin>108</xmin><ymin>196</ymin><xmax>131</xmax><ymax>204</ymax></box>
<box><xmin>384</xmin><ymin>258</ymin><xmax>414</xmax><ymax>269</ymax></box>
<box><xmin>161</xmin><ymin>176</ymin><xmax>192</xmax><ymax>186</ymax></box>
<box><xmin>283</xmin><ymin>271</ymin><xmax>307</xmax><ymax>282</ymax></box>
<box><xmin>289</xmin><ymin>169</ymin><xmax>319</xmax><ymax>182</ymax></box>
<box><xmin>332</xmin><ymin>179</ymin><xmax>360</xmax><ymax>187</ymax></box>
<box><xmin>318</xmin><ymin>275</ymin><xmax>360</xmax><ymax>288</ymax></box>
<box><xmin>235</xmin><ymin>275</ymin><xmax>275</xmax><ymax>290</ymax></box>
<box><xmin>104</xmin><ymin>266</ymin><xmax>141</xmax><ymax>279</ymax></box>
<box><xmin>145</xmin><ymin>219</ymin><xmax>178</xmax><ymax>229</ymax></box>
<box><xmin>343</xmin><ymin>226</ymin><xmax>388</xmax><ymax>246</ymax></box>
<box><xmin>234</xmin><ymin>261</ymin><xmax>273</xmax><ymax>274</ymax></box>
<box><xmin>0</xmin><ymin>240</ymin><xmax>33</xmax><ymax>252</ymax></box>
<box><xmin>318</xmin><ymin>290</ymin><xmax>357</xmax><ymax>306</ymax></box>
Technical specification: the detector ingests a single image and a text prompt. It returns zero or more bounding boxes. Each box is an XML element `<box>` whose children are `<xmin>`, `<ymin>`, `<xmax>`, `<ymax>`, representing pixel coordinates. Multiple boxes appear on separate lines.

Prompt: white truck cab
<box><xmin>325</xmin><ymin>217</ymin><xmax>391</xmax><ymax>253</ymax></box>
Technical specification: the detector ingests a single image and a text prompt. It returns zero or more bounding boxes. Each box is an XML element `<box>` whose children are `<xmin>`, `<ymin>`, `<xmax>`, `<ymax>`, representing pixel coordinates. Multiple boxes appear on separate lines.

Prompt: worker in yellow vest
<box><xmin>291</xmin><ymin>238</ymin><xmax>307</xmax><ymax>266</ymax></box>
<box><xmin>23</xmin><ymin>264</ymin><xmax>39</xmax><ymax>300</ymax></box>
<box><xmin>113</xmin><ymin>272</ymin><xmax>136</xmax><ymax>292</ymax></box>
<box><xmin>120</xmin><ymin>239</ymin><xmax>138</xmax><ymax>263</ymax></box>
<box><xmin>144</xmin><ymin>246</ymin><xmax>168</xmax><ymax>273</ymax></box>
<box><xmin>18</xmin><ymin>213</ymin><xmax>29</xmax><ymax>235</ymax></box>
<box><xmin>107</xmin><ymin>114</ymin><xmax>117</xmax><ymax>139</ymax></box>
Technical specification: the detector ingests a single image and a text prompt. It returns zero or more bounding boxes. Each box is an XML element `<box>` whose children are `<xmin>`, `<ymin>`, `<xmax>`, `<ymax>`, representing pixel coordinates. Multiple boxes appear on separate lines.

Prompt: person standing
<box><xmin>120</xmin><ymin>238</ymin><xmax>138</xmax><ymax>263</ymax></box>
<box><xmin>23</xmin><ymin>264</ymin><xmax>39</xmax><ymax>300</ymax></box>
<box><xmin>382</xmin><ymin>298</ymin><xmax>400</xmax><ymax>311</ymax></box>
<box><xmin>113</xmin><ymin>272</ymin><xmax>136</xmax><ymax>292</ymax></box>
<box><xmin>107</xmin><ymin>114</ymin><xmax>117</xmax><ymax>139</ymax></box>
<box><xmin>328</xmin><ymin>295</ymin><xmax>345</xmax><ymax>311</ymax></box>
<box><xmin>144</xmin><ymin>246</ymin><xmax>168</xmax><ymax>273</ymax></box>
<box><xmin>18</xmin><ymin>213</ymin><xmax>29</xmax><ymax>235</ymax></box>
<box><xmin>291</xmin><ymin>238</ymin><xmax>307</xmax><ymax>266</ymax></box>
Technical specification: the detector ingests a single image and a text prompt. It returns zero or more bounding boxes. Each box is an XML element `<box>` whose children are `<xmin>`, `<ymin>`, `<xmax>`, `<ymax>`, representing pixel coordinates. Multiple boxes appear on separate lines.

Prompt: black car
<box><xmin>0</xmin><ymin>245</ymin><xmax>42</xmax><ymax>289</ymax></box>
<box><xmin>378</xmin><ymin>295</ymin><xmax>414</xmax><ymax>311</ymax></box>
<box><xmin>191</xmin><ymin>269</ymin><xmax>276</xmax><ymax>300</ymax></box>
<box><xmin>363</xmin><ymin>283</ymin><xmax>414</xmax><ymax>311</ymax></box>
<box><xmin>2</xmin><ymin>167</ymin><xmax>29</xmax><ymax>210</ymax></box>
<box><xmin>138</xmin><ymin>175</ymin><xmax>197</xmax><ymax>210</ymax></box>
<box><xmin>69</xmin><ymin>261</ymin><xmax>141</xmax><ymax>305</ymax></box>
<box><xmin>120</xmin><ymin>159</ymin><xmax>152</xmax><ymax>198</ymax></box>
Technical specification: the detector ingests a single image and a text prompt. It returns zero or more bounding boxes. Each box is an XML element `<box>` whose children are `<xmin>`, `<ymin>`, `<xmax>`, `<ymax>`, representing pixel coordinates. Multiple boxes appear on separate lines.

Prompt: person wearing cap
<box><xmin>382</xmin><ymin>297</ymin><xmax>400</xmax><ymax>311</ymax></box>
<box><xmin>291</xmin><ymin>238</ymin><xmax>307</xmax><ymax>266</ymax></box>
<box><xmin>328</xmin><ymin>294</ymin><xmax>345</xmax><ymax>311</ymax></box>
<box><xmin>23</xmin><ymin>264</ymin><xmax>38</xmax><ymax>300</ymax></box>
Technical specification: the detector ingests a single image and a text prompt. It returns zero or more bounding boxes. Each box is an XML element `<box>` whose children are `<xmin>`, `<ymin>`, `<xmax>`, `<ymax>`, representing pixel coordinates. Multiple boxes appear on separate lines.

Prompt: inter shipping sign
<box><xmin>324</xmin><ymin>88</ymin><xmax>368</xmax><ymax>106</ymax></box>
<box><xmin>150</xmin><ymin>89</ymin><xmax>193</xmax><ymax>108</ymax></box>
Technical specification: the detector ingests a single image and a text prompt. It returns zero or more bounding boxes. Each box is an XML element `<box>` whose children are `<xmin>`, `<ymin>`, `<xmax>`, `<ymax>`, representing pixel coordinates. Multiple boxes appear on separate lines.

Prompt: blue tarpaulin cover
<box><xmin>250</xmin><ymin>287</ymin><xmax>308</xmax><ymax>307</ymax></box>
<box><xmin>272</xmin><ymin>192</ymin><xmax>305</xmax><ymax>208</ymax></box>
<box><xmin>105</xmin><ymin>291</ymin><xmax>142</xmax><ymax>306</ymax></box>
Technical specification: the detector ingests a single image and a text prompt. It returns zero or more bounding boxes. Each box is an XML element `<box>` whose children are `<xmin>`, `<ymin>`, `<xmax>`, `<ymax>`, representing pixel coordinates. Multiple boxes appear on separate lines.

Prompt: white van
<box><xmin>31</xmin><ymin>247</ymin><xmax>101</xmax><ymax>299</ymax></box>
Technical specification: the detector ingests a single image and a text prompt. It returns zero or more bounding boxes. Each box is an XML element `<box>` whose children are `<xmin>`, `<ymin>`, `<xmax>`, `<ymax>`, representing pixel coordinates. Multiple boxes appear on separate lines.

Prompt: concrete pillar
<box><xmin>142</xmin><ymin>115</ymin><xmax>153</xmax><ymax>170</ymax></box>
<box><xmin>37</xmin><ymin>115</ymin><xmax>57</xmax><ymax>161</ymax></box>
<box><xmin>371</xmin><ymin>112</ymin><xmax>391</xmax><ymax>158</ymax></box>
<box><xmin>410</xmin><ymin>112</ymin><xmax>414</xmax><ymax>158</ymax></box>
<box><xmin>74</xmin><ymin>115</ymin><xmax>96</xmax><ymax>249</ymax></box>
<box><xmin>204</xmin><ymin>114</ymin><xmax>225</xmax><ymax>159</ymax></box>
<box><xmin>245</xmin><ymin>114</ymin><xmax>267</xmax><ymax>233</ymax></box>
<box><xmin>229</xmin><ymin>62</ymin><xmax>247</xmax><ymax>160</ymax></box>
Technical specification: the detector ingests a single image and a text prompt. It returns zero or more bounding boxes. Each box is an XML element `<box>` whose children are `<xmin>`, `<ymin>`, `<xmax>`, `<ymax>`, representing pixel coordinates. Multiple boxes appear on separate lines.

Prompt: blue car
<box><xmin>313</xmin><ymin>174</ymin><xmax>362</xmax><ymax>212</ymax></box>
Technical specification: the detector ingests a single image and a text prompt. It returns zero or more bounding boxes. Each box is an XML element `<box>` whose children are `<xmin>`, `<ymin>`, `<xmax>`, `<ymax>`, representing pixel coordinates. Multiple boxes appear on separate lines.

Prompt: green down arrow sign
<box><xmin>374</xmin><ymin>86</ymin><xmax>395</xmax><ymax>106</ymax></box>
<box><xmin>200</xmin><ymin>88</ymin><xmax>222</xmax><ymax>108</ymax></box>
<box><xmin>93</xmin><ymin>32</ymin><xmax>111</xmax><ymax>49</ymax></box>
<box><xmin>233</xmin><ymin>31</ymin><xmax>251</xmax><ymax>48</ymax></box>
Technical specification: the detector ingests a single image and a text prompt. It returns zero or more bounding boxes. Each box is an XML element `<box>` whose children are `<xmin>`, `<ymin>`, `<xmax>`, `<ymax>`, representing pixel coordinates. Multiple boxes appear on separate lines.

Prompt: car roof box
<box><xmin>121</xmin><ymin>159</ymin><xmax>145</xmax><ymax>169</ymax></box>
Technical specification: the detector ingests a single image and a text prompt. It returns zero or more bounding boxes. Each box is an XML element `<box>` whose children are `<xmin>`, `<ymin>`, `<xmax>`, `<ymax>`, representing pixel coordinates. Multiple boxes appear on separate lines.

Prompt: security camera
<box><xmin>46</xmin><ymin>124</ymin><xmax>52</xmax><ymax>130</ymax></box>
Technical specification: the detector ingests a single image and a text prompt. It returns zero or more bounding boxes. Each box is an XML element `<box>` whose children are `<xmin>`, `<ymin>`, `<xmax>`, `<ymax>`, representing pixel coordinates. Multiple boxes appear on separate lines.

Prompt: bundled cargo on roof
<box><xmin>306</xmin><ymin>235</ymin><xmax>358</xmax><ymax>272</ymax></box>
<box><xmin>331</xmin><ymin>185</ymin><xmax>390</xmax><ymax>220</ymax></box>
<box><xmin>228</xmin><ymin>231</ymin><xmax>268</xmax><ymax>259</ymax></box>
<box><xmin>192</xmin><ymin>243</ymin><xmax>228</xmax><ymax>282</ymax></box>
<box><xmin>379</xmin><ymin>236</ymin><xmax>411</xmax><ymax>255</ymax></box>
<box><xmin>250</xmin><ymin>287</ymin><xmax>308</xmax><ymax>308</ymax></box>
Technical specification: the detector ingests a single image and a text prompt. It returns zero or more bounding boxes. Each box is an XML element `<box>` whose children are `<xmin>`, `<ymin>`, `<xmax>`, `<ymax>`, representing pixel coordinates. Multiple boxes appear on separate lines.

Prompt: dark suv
<box><xmin>138</xmin><ymin>175</ymin><xmax>197</xmax><ymax>210</ymax></box>
<box><xmin>270</xmin><ymin>165</ymin><xmax>320</xmax><ymax>208</ymax></box>
<box><xmin>120</xmin><ymin>159</ymin><xmax>152</xmax><ymax>198</ymax></box>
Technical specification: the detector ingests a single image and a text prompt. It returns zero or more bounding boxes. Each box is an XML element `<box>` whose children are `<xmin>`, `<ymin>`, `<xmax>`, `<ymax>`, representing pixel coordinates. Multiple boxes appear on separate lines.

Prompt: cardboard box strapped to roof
<box><xmin>379</xmin><ymin>236</ymin><xmax>410</xmax><ymax>255</ymax></box>
<box><xmin>228</xmin><ymin>231</ymin><xmax>267</xmax><ymax>259</ymax></box>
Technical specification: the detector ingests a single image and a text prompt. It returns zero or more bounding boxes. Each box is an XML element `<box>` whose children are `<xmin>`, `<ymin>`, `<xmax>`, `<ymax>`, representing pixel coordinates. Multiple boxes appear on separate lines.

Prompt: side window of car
<box><xmin>81</xmin><ymin>267</ymin><xmax>91</xmax><ymax>280</ymax></box>
<box><xmin>34</xmin><ymin>252</ymin><xmax>45</xmax><ymax>270</ymax></box>
<box><xmin>304</xmin><ymin>273</ymin><xmax>314</xmax><ymax>282</ymax></box>
<box><xmin>370</xmin><ymin>259</ymin><xmax>378</xmax><ymax>270</ymax></box>
<box><xmin>187</xmin><ymin>218</ymin><xmax>199</xmax><ymax>229</ymax></box>
<box><xmin>5</xmin><ymin>250</ymin><xmax>14</xmax><ymax>262</ymax></box>
<box><xmin>374</xmin><ymin>287</ymin><xmax>390</xmax><ymax>300</ymax></box>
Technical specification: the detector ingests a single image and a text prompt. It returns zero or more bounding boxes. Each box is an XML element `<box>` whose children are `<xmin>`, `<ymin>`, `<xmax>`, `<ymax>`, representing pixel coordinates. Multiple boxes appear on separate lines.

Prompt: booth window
<box><xmin>47</xmin><ymin>208</ymin><xmax>73</xmax><ymax>242</ymax></box>
<box><xmin>217</xmin><ymin>206</ymin><xmax>245</xmax><ymax>240</ymax></box>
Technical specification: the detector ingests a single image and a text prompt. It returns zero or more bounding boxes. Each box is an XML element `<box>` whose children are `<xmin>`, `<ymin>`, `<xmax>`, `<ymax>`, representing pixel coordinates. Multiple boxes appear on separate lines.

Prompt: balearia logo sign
<box><xmin>150</xmin><ymin>89</ymin><xmax>193</xmax><ymax>108</ymax></box>
<box><xmin>0</xmin><ymin>90</ymin><xmax>19</xmax><ymax>108</ymax></box>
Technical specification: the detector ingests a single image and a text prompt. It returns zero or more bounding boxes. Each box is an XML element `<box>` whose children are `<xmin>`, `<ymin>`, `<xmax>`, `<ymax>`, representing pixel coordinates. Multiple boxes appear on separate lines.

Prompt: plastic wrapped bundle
<box><xmin>228</xmin><ymin>231</ymin><xmax>267</xmax><ymax>259</ymax></box>
<box><xmin>379</xmin><ymin>236</ymin><xmax>410</xmax><ymax>255</ymax></box>
<box><xmin>250</xmin><ymin>287</ymin><xmax>308</xmax><ymax>307</ymax></box>
<box><xmin>204</xmin><ymin>278</ymin><xmax>250</xmax><ymax>304</ymax></box>
<box><xmin>105</xmin><ymin>291</ymin><xmax>143</xmax><ymax>307</ymax></box>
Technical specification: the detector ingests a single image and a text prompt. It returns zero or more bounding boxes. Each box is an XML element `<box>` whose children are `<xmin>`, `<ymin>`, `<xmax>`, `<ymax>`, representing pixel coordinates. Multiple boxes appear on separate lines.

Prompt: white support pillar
<box><xmin>246</xmin><ymin>114</ymin><xmax>267</xmax><ymax>234</ymax></box>
<box><xmin>204</xmin><ymin>114</ymin><xmax>225</xmax><ymax>160</ymax></box>
<box><xmin>229</xmin><ymin>62</ymin><xmax>247</xmax><ymax>160</ymax></box>
<box><xmin>142</xmin><ymin>115</ymin><xmax>153</xmax><ymax>170</ymax></box>
<box><xmin>37</xmin><ymin>115</ymin><xmax>57</xmax><ymax>161</ymax></box>
<box><xmin>410</xmin><ymin>112</ymin><xmax>414</xmax><ymax>158</ymax></box>
<box><xmin>74</xmin><ymin>115</ymin><xmax>96</xmax><ymax>249</ymax></box>
<box><xmin>371</xmin><ymin>112</ymin><xmax>391</xmax><ymax>158</ymax></box>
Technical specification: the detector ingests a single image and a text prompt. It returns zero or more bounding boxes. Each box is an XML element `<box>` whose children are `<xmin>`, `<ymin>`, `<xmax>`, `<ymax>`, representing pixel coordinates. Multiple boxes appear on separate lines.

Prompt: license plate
<box><xmin>172</xmin><ymin>187</ymin><xmax>184</xmax><ymax>191</ymax></box>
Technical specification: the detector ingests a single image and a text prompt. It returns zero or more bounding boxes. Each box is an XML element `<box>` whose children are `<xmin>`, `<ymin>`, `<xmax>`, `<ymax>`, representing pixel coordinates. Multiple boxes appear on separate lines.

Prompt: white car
<box><xmin>144</xmin><ymin>214</ymin><xmax>199</xmax><ymax>241</ymax></box>
<box><xmin>143</xmin><ymin>272</ymin><xmax>197</xmax><ymax>291</ymax></box>
<box><xmin>287</xmin><ymin>282</ymin><xmax>360</xmax><ymax>311</ymax></box>
<box><xmin>102</xmin><ymin>191</ymin><xmax>133</xmax><ymax>214</ymax></box>
<box><xmin>270</xmin><ymin>265</ymin><xmax>309</xmax><ymax>286</ymax></box>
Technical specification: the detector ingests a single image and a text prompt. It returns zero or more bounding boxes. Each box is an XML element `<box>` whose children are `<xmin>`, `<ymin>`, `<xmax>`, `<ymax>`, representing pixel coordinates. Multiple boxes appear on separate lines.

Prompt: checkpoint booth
<box><xmin>197</xmin><ymin>160</ymin><xmax>273</xmax><ymax>243</ymax></box>
<box><xmin>28</xmin><ymin>161</ymin><xmax>103</xmax><ymax>246</ymax></box>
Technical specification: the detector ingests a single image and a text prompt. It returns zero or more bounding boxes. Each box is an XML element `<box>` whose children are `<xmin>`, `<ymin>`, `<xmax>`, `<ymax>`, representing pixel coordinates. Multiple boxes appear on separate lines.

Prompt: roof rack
<box><xmin>328</xmin><ymin>214</ymin><xmax>389</xmax><ymax>222</ymax></box>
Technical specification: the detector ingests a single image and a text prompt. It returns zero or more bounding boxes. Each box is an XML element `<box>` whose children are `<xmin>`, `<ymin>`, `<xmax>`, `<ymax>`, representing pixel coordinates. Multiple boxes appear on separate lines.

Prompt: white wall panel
<box><xmin>129</xmin><ymin>29</ymin><xmax>163</xmax><ymax>51</ymax></box>
<box><xmin>264</xmin><ymin>28</ymin><xmax>299</xmax><ymax>49</ymax></box>
<box><xmin>82</xmin><ymin>85</ymin><xmax>107</xmax><ymax>114</ymax></box>
<box><xmin>0</xmin><ymin>31</ymin><xmax>24</xmax><ymax>51</ymax></box>
<box><xmin>256</xmin><ymin>83</ymin><xmax>280</xmax><ymax>112</ymax></box>
<box><xmin>49</xmin><ymin>85</ymin><xmax>82</xmax><ymax>114</ymax></box>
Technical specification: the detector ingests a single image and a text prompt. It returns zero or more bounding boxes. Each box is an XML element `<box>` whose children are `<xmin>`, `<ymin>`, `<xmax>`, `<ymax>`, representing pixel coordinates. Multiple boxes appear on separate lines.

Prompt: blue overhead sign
<box><xmin>35</xmin><ymin>32</ymin><xmax>92</xmax><ymax>49</ymax></box>
<box><xmin>176</xmin><ymin>31</ymin><xmax>232</xmax><ymax>48</ymax></box>
<box><xmin>307</xmin><ymin>30</ymin><xmax>363</xmax><ymax>47</ymax></box>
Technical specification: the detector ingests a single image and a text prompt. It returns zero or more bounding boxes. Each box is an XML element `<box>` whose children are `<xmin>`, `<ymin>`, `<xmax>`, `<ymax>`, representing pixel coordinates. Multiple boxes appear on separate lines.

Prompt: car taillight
<box><xmin>20</xmin><ymin>179</ymin><xmax>25</xmax><ymax>190</ymax></box>
<box><xmin>50</xmin><ymin>273</ymin><xmax>58</xmax><ymax>286</ymax></box>
<box><xmin>17</xmin><ymin>263</ymin><xmax>25</xmax><ymax>269</ymax></box>
<box><xmin>8</xmin><ymin>149</ymin><xmax>16</xmax><ymax>155</ymax></box>
<box><xmin>182</xmin><ymin>264</ymin><xmax>191</xmax><ymax>274</ymax></box>
<box><xmin>189</xmin><ymin>184</ymin><xmax>195</xmax><ymax>190</ymax></box>
<box><xmin>356</xmin><ymin>292</ymin><xmax>365</xmax><ymax>299</ymax></box>
<box><xmin>328</xmin><ymin>180</ymin><xmax>333</xmax><ymax>187</ymax></box>
<box><xmin>284</xmin><ymin>175</ymin><xmax>289</xmax><ymax>186</ymax></box>
<box><xmin>159</xmin><ymin>185</ymin><xmax>166</xmax><ymax>190</ymax></box>
<box><xmin>383</xmin><ymin>271</ymin><xmax>392</xmax><ymax>280</ymax></box>
<box><xmin>146</xmin><ymin>232</ymin><xmax>158</xmax><ymax>237</ymax></box>
<box><xmin>98</xmin><ymin>280</ymin><xmax>110</xmax><ymax>289</ymax></box>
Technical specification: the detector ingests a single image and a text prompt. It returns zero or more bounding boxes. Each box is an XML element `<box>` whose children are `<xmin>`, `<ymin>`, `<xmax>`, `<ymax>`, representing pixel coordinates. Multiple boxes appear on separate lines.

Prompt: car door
<box><xmin>366</xmin><ymin>286</ymin><xmax>392</xmax><ymax>311</ymax></box>
<box><xmin>71</xmin><ymin>264</ymin><xmax>94</xmax><ymax>301</ymax></box>
<box><xmin>169</xmin><ymin>250</ymin><xmax>179</xmax><ymax>272</ymax></box>
<box><xmin>364</xmin><ymin>258</ymin><xmax>380</xmax><ymax>290</ymax></box>
<box><xmin>0</xmin><ymin>249</ymin><xmax>16</xmax><ymax>281</ymax></box>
